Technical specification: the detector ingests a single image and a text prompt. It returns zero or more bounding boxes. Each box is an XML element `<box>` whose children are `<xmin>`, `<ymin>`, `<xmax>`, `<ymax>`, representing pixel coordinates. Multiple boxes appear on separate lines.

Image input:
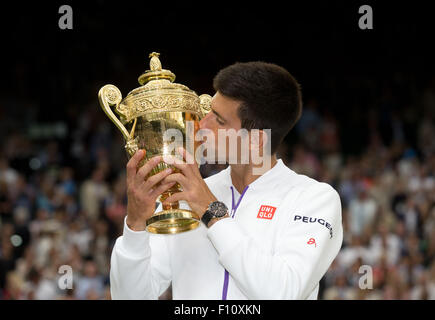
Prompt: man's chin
<box><xmin>195</xmin><ymin>148</ymin><xmax>225</xmax><ymax>165</ymax></box>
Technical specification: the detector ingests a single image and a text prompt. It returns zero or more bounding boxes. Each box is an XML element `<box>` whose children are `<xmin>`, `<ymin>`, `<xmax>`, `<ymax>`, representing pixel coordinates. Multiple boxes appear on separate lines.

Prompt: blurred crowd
<box><xmin>283</xmin><ymin>77</ymin><xmax>435</xmax><ymax>299</ymax></box>
<box><xmin>0</xmin><ymin>74</ymin><xmax>434</xmax><ymax>300</ymax></box>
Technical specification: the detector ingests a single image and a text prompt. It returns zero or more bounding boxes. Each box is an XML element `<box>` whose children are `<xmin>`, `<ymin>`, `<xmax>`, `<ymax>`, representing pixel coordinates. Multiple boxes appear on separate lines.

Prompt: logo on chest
<box><xmin>257</xmin><ymin>205</ymin><xmax>277</xmax><ymax>220</ymax></box>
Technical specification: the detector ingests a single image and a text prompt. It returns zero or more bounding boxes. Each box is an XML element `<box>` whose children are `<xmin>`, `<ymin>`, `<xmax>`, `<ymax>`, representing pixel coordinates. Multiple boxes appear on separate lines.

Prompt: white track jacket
<box><xmin>110</xmin><ymin>159</ymin><xmax>343</xmax><ymax>299</ymax></box>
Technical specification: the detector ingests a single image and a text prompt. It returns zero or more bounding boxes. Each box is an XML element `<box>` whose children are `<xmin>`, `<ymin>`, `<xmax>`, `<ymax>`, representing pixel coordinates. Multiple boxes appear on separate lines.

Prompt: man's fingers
<box><xmin>144</xmin><ymin>167</ymin><xmax>173</xmax><ymax>190</ymax></box>
<box><xmin>163</xmin><ymin>154</ymin><xmax>186</xmax><ymax>167</ymax></box>
<box><xmin>162</xmin><ymin>192</ymin><xmax>185</xmax><ymax>206</ymax></box>
<box><xmin>134</xmin><ymin>155</ymin><xmax>162</xmax><ymax>186</ymax></box>
<box><xmin>177</xmin><ymin>147</ymin><xmax>202</xmax><ymax>178</ymax></box>
<box><xmin>177</xmin><ymin>147</ymin><xmax>196</xmax><ymax>165</ymax></box>
<box><xmin>149</xmin><ymin>181</ymin><xmax>176</xmax><ymax>199</ymax></box>
<box><xmin>126</xmin><ymin>149</ymin><xmax>146</xmax><ymax>183</ymax></box>
<box><xmin>161</xmin><ymin>173</ymin><xmax>189</xmax><ymax>189</ymax></box>
<box><xmin>163</xmin><ymin>152</ymin><xmax>200</xmax><ymax>179</ymax></box>
<box><xmin>163</xmin><ymin>155</ymin><xmax>191</xmax><ymax>175</ymax></box>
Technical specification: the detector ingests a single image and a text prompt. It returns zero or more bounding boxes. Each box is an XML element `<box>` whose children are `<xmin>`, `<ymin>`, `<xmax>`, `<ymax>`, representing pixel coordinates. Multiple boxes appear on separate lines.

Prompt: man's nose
<box><xmin>199</xmin><ymin>113</ymin><xmax>210</xmax><ymax>129</ymax></box>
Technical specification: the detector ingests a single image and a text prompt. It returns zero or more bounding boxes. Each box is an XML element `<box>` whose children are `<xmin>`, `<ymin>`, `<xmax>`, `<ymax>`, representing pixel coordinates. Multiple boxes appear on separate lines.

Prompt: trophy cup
<box><xmin>98</xmin><ymin>52</ymin><xmax>211</xmax><ymax>234</ymax></box>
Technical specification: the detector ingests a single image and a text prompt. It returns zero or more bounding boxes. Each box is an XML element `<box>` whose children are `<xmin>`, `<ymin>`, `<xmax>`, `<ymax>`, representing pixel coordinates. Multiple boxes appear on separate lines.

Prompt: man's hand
<box><xmin>126</xmin><ymin>149</ymin><xmax>176</xmax><ymax>231</ymax></box>
<box><xmin>161</xmin><ymin>147</ymin><xmax>217</xmax><ymax>217</ymax></box>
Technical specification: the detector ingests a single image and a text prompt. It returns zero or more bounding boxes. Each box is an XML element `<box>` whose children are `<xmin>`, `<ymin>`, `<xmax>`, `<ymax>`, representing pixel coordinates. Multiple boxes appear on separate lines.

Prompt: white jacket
<box><xmin>110</xmin><ymin>159</ymin><xmax>343</xmax><ymax>300</ymax></box>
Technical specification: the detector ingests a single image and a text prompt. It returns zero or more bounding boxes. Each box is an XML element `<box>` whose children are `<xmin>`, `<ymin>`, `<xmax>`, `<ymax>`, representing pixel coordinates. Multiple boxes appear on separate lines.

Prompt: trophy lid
<box><xmin>113</xmin><ymin>52</ymin><xmax>210</xmax><ymax>124</ymax></box>
<box><xmin>138</xmin><ymin>52</ymin><xmax>176</xmax><ymax>85</ymax></box>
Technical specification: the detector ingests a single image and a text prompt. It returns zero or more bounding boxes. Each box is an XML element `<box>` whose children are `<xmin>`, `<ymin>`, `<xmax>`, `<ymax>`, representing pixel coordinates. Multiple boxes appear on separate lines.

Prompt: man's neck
<box><xmin>229</xmin><ymin>155</ymin><xmax>277</xmax><ymax>194</ymax></box>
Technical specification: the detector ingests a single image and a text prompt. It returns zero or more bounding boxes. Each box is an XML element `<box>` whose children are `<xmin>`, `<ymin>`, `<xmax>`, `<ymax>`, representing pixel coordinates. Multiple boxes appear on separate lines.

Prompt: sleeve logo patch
<box><xmin>307</xmin><ymin>238</ymin><xmax>317</xmax><ymax>247</ymax></box>
<box><xmin>257</xmin><ymin>205</ymin><xmax>276</xmax><ymax>220</ymax></box>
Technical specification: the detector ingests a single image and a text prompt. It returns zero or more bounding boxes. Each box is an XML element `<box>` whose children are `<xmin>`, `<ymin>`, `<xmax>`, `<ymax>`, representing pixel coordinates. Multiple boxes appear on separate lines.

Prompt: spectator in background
<box><xmin>366</xmin><ymin>222</ymin><xmax>401</xmax><ymax>267</ymax></box>
<box><xmin>0</xmin><ymin>226</ymin><xmax>16</xmax><ymax>298</ymax></box>
<box><xmin>347</xmin><ymin>185</ymin><xmax>378</xmax><ymax>237</ymax></box>
<box><xmin>23</xmin><ymin>267</ymin><xmax>57</xmax><ymax>300</ymax></box>
<box><xmin>295</xmin><ymin>97</ymin><xmax>322</xmax><ymax>150</ymax></box>
<box><xmin>58</xmin><ymin>167</ymin><xmax>77</xmax><ymax>197</ymax></box>
<box><xmin>80</xmin><ymin>167</ymin><xmax>109</xmax><ymax>222</ymax></box>
<box><xmin>75</xmin><ymin>259</ymin><xmax>104</xmax><ymax>300</ymax></box>
<box><xmin>0</xmin><ymin>181</ymin><xmax>12</xmax><ymax>223</ymax></box>
<box><xmin>104</xmin><ymin>173</ymin><xmax>127</xmax><ymax>235</ymax></box>
<box><xmin>0</xmin><ymin>158</ymin><xmax>18</xmax><ymax>189</ymax></box>
<box><xmin>289</xmin><ymin>144</ymin><xmax>321</xmax><ymax>179</ymax></box>
<box><xmin>90</xmin><ymin>219</ymin><xmax>110</xmax><ymax>276</ymax></box>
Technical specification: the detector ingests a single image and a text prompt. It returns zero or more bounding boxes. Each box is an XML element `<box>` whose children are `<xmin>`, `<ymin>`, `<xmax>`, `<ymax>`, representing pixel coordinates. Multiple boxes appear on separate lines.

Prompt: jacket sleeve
<box><xmin>110</xmin><ymin>207</ymin><xmax>171</xmax><ymax>300</ymax></box>
<box><xmin>207</xmin><ymin>182</ymin><xmax>343</xmax><ymax>299</ymax></box>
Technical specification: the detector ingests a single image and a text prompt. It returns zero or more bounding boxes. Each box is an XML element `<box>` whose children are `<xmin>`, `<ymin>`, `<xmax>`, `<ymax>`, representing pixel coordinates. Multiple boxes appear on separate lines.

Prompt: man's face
<box><xmin>198</xmin><ymin>92</ymin><xmax>244</xmax><ymax>164</ymax></box>
<box><xmin>199</xmin><ymin>91</ymin><xmax>242</xmax><ymax>133</ymax></box>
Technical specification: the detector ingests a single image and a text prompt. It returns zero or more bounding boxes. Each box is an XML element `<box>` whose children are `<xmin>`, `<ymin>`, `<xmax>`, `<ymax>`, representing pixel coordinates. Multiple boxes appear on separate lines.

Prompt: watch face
<box><xmin>209</xmin><ymin>201</ymin><xmax>228</xmax><ymax>218</ymax></box>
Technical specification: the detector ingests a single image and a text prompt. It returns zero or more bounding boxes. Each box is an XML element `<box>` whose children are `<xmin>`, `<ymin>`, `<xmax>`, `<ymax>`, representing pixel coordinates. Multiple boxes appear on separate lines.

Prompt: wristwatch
<box><xmin>201</xmin><ymin>201</ymin><xmax>229</xmax><ymax>227</ymax></box>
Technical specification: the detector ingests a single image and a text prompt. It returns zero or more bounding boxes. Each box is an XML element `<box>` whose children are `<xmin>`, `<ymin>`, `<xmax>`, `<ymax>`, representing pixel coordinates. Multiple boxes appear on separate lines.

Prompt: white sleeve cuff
<box><xmin>207</xmin><ymin>218</ymin><xmax>245</xmax><ymax>257</ymax></box>
<box><xmin>120</xmin><ymin>216</ymin><xmax>151</xmax><ymax>259</ymax></box>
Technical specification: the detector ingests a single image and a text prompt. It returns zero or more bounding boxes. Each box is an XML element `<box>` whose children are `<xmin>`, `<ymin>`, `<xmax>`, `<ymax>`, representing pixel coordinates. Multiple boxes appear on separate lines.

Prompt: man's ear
<box><xmin>249</xmin><ymin>129</ymin><xmax>268</xmax><ymax>151</ymax></box>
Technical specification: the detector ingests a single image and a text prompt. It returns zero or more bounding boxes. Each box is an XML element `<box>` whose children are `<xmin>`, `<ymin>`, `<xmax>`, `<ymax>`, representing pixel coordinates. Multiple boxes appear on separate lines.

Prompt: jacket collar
<box><xmin>221</xmin><ymin>159</ymin><xmax>293</xmax><ymax>192</ymax></box>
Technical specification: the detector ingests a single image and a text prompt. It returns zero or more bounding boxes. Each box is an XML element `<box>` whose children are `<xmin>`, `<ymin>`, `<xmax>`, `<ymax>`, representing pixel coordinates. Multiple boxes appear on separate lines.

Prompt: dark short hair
<box><xmin>213</xmin><ymin>61</ymin><xmax>302</xmax><ymax>154</ymax></box>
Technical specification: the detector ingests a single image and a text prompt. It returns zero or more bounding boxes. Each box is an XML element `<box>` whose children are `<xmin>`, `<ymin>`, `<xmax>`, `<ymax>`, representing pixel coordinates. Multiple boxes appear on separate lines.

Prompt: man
<box><xmin>110</xmin><ymin>61</ymin><xmax>343</xmax><ymax>299</ymax></box>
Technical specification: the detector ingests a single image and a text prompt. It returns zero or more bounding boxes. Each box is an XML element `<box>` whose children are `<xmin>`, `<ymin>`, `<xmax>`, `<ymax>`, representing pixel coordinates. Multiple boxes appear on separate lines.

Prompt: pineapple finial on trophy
<box><xmin>138</xmin><ymin>52</ymin><xmax>176</xmax><ymax>85</ymax></box>
<box><xmin>149</xmin><ymin>52</ymin><xmax>162</xmax><ymax>71</ymax></box>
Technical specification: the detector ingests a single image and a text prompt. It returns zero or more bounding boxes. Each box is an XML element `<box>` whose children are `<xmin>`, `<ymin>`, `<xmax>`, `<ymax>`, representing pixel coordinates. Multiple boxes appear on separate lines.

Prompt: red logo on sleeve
<box><xmin>307</xmin><ymin>238</ymin><xmax>317</xmax><ymax>247</ymax></box>
<box><xmin>257</xmin><ymin>205</ymin><xmax>276</xmax><ymax>220</ymax></box>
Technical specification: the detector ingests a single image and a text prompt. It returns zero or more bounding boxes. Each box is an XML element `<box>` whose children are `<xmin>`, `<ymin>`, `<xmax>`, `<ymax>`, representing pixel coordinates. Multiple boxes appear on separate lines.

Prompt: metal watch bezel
<box><xmin>207</xmin><ymin>201</ymin><xmax>228</xmax><ymax>218</ymax></box>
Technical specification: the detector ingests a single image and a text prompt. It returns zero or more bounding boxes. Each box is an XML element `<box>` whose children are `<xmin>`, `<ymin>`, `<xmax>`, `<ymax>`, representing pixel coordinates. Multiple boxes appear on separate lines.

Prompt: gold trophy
<box><xmin>98</xmin><ymin>52</ymin><xmax>211</xmax><ymax>234</ymax></box>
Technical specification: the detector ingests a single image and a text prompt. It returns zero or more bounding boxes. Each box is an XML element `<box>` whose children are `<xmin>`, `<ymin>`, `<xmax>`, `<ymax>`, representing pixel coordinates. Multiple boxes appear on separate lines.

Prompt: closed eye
<box><xmin>211</xmin><ymin>109</ymin><xmax>226</xmax><ymax>125</ymax></box>
<box><xmin>216</xmin><ymin>117</ymin><xmax>225</xmax><ymax>125</ymax></box>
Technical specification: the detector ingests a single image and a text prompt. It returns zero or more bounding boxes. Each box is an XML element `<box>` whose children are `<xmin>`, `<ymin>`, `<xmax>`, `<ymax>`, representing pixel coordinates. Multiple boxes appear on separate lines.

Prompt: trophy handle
<box><xmin>199</xmin><ymin>94</ymin><xmax>212</xmax><ymax>118</ymax></box>
<box><xmin>98</xmin><ymin>84</ymin><xmax>139</xmax><ymax>156</ymax></box>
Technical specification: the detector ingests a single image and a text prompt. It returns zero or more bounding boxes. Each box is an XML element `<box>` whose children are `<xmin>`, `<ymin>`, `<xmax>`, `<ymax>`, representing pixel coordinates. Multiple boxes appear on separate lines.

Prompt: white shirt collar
<box><xmin>221</xmin><ymin>159</ymin><xmax>293</xmax><ymax>192</ymax></box>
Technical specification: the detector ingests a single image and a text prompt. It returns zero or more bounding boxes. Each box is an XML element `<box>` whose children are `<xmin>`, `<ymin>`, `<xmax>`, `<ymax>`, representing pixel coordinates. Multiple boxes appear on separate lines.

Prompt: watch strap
<box><xmin>201</xmin><ymin>209</ymin><xmax>214</xmax><ymax>226</ymax></box>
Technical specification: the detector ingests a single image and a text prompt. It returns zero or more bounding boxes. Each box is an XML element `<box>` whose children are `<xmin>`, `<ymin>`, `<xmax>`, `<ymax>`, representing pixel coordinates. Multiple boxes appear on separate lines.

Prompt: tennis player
<box><xmin>110</xmin><ymin>61</ymin><xmax>343</xmax><ymax>299</ymax></box>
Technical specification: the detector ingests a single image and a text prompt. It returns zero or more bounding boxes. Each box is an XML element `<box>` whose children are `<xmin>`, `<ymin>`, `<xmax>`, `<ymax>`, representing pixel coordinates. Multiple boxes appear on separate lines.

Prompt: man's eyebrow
<box><xmin>211</xmin><ymin>108</ymin><xmax>226</xmax><ymax>121</ymax></box>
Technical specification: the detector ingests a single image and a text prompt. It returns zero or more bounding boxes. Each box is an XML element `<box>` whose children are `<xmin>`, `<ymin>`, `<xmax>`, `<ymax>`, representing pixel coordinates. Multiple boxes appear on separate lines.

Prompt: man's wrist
<box><xmin>126</xmin><ymin>216</ymin><xmax>147</xmax><ymax>232</ymax></box>
<box><xmin>201</xmin><ymin>200</ymin><xmax>229</xmax><ymax>227</ymax></box>
<box><xmin>198</xmin><ymin>196</ymin><xmax>218</xmax><ymax>220</ymax></box>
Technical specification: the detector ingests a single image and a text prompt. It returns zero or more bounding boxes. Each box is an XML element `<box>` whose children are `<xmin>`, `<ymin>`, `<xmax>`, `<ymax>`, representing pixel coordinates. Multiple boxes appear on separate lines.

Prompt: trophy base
<box><xmin>146</xmin><ymin>209</ymin><xmax>200</xmax><ymax>234</ymax></box>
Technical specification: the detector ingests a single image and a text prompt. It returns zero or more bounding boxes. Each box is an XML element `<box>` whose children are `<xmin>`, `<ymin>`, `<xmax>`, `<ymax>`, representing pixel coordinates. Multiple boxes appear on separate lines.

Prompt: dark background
<box><xmin>1</xmin><ymin>0</ymin><xmax>434</xmax><ymax>155</ymax></box>
<box><xmin>0</xmin><ymin>0</ymin><xmax>434</xmax><ymax>300</ymax></box>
